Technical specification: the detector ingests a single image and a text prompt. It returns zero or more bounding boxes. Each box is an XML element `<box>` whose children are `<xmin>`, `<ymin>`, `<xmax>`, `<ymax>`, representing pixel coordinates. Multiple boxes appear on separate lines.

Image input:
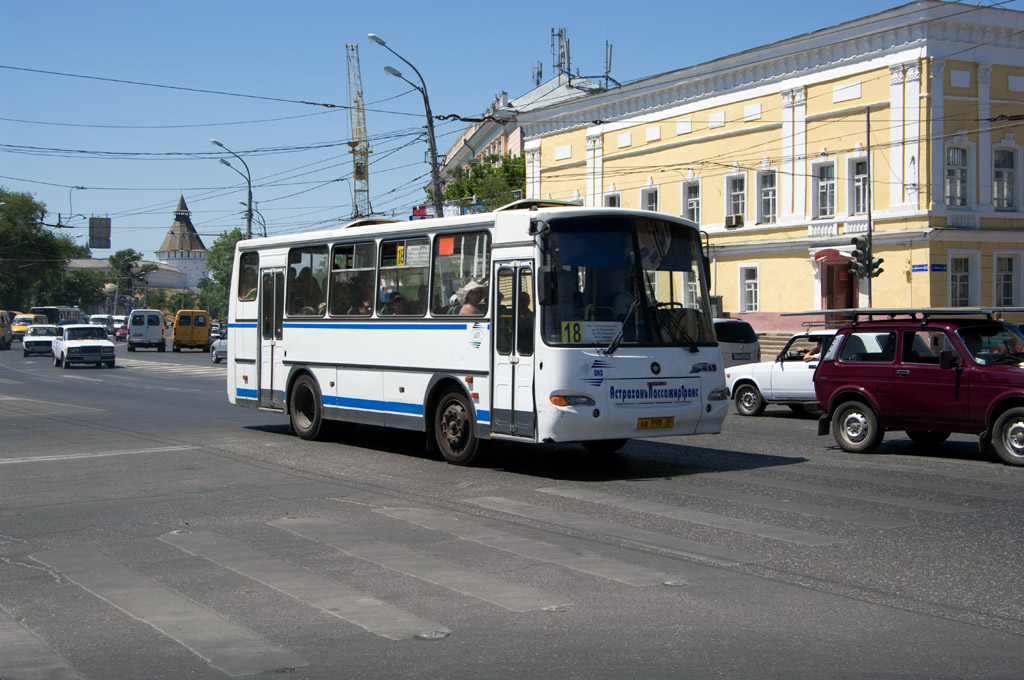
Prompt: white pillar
<box><xmin>978</xmin><ymin>64</ymin><xmax>993</xmax><ymax>210</ymax></box>
<box><xmin>890</xmin><ymin>65</ymin><xmax>906</xmax><ymax>207</ymax></box>
<box><xmin>781</xmin><ymin>90</ymin><xmax>795</xmax><ymax>219</ymax></box>
<box><xmin>931</xmin><ymin>60</ymin><xmax>946</xmax><ymax>209</ymax></box>
<box><xmin>586</xmin><ymin>130</ymin><xmax>603</xmax><ymax>207</ymax></box>
<box><xmin>905</xmin><ymin>62</ymin><xmax>922</xmax><ymax>206</ymax></box>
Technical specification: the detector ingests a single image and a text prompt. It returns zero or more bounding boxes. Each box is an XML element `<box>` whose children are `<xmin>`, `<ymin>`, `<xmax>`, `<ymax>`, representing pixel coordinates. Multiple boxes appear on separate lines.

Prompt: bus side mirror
<box><xmin>939</xmin><ymin>349</ymin><xmax>960</xmax><ymax>369</ymax></box>
<box><xmin>702</xmin><ymin>255</ymin><xmax>711</xmax><ymax>283</ymax></box>
<box><xmin>537</xmin><ymin>266</ymin><xmax>555</xmax><ymax>306</ymax></box>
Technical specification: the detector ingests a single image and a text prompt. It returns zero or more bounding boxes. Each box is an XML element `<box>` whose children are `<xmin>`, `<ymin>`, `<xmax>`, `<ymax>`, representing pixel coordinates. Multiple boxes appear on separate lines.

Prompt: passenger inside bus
<box><xmin>380</xmin><ymin>293</ymin><xmax>407</xmax><ymax>315</ymax></box>
<box><xmin>459</xmin><ymin>282</ymin><xmax>486</xmax><ymax>315</ymax></box>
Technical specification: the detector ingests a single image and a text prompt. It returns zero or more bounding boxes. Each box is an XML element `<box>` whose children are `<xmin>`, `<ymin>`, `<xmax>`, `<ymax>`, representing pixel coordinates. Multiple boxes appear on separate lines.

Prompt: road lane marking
<box><xmin>269</xmin><ymin>517</ymin><xmax>570</xmax><ymax>612</ymax></box>
<box><xmin>719</xmin><ymin>472</ymin><xmax>975</xmax><ymax>513</ymax></box>
<box><xmin>538</xmin><ymin>487</ymin><xmax>841</xmax><ymax>546</ymax></box>
<box><xmin>0</xmin><ymin>605</ymin><xmax>84</xmax><ymax>679</ymax></box>
<box><xmin>465</xmin><ymin>497</ymin><xmax>760</xmax><ymax>565</ymax></box>
<box><xmin>159</xmin><ymin>531</ymin><xmax>448</xmax><ymax>640</ymax></box>
<box><xmin>0</xmin><ymin>446</ymin><xmax>198</xmax><ymax>465</ymax></box>
<box><xmin>30</xmin><ymin>546</ymin><xmax>306</xmax><ymax>677</ymax></box>
<box><xmin>628</xmin><ymin>479</ymin><xmax>911</xmax><ymax>529</ymax></box>
<box><xmin>376</xmin><ymin>507</ymin><xmax>683</xmax><ymax>586</ymax></box>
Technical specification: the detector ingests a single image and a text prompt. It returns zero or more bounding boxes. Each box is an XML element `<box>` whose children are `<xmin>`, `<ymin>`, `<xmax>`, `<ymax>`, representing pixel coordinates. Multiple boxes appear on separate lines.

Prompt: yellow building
<box><xmin>520</xmin><ymin>1</ymin><xmax>1024</xmax><ymax>330</ymax></box>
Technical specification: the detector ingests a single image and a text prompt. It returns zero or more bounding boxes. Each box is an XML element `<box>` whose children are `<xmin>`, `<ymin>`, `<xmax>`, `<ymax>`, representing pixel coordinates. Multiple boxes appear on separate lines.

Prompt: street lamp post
<box><xmin>240</xmin><ymin>200</ymin><xmax>267</xmax><ymax>237</ymax></box>
<box><xmin>211</xmin><ymin>139</ymin><xmax>253</xmax><ymax>239</ymax></box>
<box><xmin>368</xmin><ymin>33</ymin><xmax>444</xmax><ymax>219</ymax></box>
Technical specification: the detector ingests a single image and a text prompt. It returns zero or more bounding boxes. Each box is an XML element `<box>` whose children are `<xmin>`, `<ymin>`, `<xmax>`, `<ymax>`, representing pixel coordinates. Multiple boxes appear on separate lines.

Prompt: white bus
<box><xmin>225</xmin><ymin>201</ymin><xmax>728</xmax><ymax>464</ymax></box>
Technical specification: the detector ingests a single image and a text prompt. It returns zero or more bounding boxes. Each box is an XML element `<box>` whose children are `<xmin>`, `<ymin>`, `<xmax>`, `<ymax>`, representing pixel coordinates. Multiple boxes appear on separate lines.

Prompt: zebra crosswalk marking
<box><xmin>269</xmin><ymin>517</ymin><xmax>571</xmax><ymax>612</ymax></box>
<box><xmin>31</xmin><ymin>546</ymin><xmax>307</xmax><ymax>676</ymax></box>
<box><xmin>376</xmin><ymin>506</ymin><xmax>684</xmax><ymax>586</ymax></box>
<box><xmin>159</xmin><ymin>530</ymin><xmax>448</xmax><ymax>641</ymax></box>
<box><xmin>466</xmin><ymin>497</ymin><xmax>760</xmax><ymax>565</ymax></box>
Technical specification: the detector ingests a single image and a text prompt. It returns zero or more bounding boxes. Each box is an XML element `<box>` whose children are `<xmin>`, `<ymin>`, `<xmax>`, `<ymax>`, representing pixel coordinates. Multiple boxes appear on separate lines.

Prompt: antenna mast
<box><xmin>346</xmin><ymin>44</ymin><xmax>371</xmax><ymax>218</ymax></box>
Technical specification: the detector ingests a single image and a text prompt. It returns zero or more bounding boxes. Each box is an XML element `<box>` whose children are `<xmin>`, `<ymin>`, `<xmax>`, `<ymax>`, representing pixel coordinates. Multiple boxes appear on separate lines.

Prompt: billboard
<box><xmin>89</xmin><ymin>217</ymin><xmax>111</xmax><ymax>249</ymax></box>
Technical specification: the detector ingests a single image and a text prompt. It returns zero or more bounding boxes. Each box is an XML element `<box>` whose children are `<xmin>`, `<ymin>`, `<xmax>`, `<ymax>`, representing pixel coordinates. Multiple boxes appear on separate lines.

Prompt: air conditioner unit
<box><xmin>725</xmin><ymin>214</ymin><xmax>744</xmax><ymax>228</ymax></box>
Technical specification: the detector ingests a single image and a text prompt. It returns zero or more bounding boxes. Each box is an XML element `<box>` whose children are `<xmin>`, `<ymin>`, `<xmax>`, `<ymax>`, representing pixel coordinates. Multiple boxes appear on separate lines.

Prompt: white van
<box><xmin>89</xmin><ymin>314</ymin><xmax>114</xmax><ymax>333</ymax></box>
<box><xmin>127</xmin><ymin>309</ymin><xmax>166</xmax><ymax>352</ymax></box>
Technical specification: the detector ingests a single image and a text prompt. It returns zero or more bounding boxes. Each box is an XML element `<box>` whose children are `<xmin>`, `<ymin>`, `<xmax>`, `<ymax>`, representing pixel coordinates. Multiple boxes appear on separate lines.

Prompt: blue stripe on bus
<box><xmin>236</xmin><ymin>388</ymin><xmax>258</xmax><ymax>399</ymax></box>
<box><xmin>236</xmin><ymin>390</ymin><xmax>490</xmax><ymax>423</ymax></box>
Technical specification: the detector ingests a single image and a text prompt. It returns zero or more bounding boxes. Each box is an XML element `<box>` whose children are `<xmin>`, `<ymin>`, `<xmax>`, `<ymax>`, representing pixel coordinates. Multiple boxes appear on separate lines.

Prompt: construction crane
<box><xmin>346</xmin><ymin>44</ymin><xmax>371</xmax><ymax>218</ymax></box>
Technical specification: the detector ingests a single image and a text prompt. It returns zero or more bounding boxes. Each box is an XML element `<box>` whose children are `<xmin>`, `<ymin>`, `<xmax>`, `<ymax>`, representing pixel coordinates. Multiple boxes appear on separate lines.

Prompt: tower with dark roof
<box><xmin>155</xmin><ymin>195</ymin><xmax>208</xmax><ymax>289</ymax></box>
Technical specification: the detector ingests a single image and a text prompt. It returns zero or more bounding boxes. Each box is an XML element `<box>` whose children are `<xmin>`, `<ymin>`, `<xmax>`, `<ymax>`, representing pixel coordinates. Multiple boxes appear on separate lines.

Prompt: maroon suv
<box><xmin>813</xmin><ymin>309</ymin><xmax>1024</xmax><ymax>466</ymax></box>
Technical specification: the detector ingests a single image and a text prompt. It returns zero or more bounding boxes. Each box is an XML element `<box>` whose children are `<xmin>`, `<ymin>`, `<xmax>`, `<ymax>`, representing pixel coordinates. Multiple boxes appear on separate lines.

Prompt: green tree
<box><xmin>107</xmin><ymin>249</ymin><xmax>158</xmax><ymax>301</ymax></box>
<box><xmin>0</xmin><ymin>187</ymin><xmax>84</xmax><ymax>309</ymax></box>
<box><xmin>200</xmin><ymin>228</ymin><xmax>244</xmax><ymax>321</ymax></box>
<box><xmin>442</xmin><ymin>153</ymin><xmax>525</xmax><ymax>212</ymax></box>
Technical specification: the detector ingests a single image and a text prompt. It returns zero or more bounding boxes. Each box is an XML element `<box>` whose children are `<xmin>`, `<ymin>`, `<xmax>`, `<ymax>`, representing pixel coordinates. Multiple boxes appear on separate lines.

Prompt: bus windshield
<box><xmin>542</xmin><ymin>214</ymin><xmax>714</xmax><ymax>348</ymax></box>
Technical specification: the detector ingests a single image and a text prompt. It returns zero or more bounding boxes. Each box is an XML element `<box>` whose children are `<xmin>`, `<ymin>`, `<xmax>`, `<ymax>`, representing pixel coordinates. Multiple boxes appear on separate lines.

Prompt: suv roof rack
<box><xmin>494</xmin><ymin>198</ymin><xmax>583</xmax><ymax>212</ymax></box>
<box><xmin>783</xmin><ymin>307</ymin><xmax>1024</xmax><ymax>325</ymax></box>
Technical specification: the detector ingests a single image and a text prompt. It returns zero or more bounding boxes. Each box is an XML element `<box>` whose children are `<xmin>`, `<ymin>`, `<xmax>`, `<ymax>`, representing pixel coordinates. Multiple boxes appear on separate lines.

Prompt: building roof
<box><xmin>156</xmin><ymin>195</ymin><xmax>207</xmax><ymax>254</ymax></box>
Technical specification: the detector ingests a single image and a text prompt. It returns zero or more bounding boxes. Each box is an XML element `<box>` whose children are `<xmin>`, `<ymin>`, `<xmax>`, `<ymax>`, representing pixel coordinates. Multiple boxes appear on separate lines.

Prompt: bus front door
<box><xmin>492</xmin><ymin>263</ymin><xmax>536</xmax><ymax>437</ymax></box>
<box><xmin>258</xmin><ymin>268</ymin><xmax>285</xmax><ymax>409</ymax></box>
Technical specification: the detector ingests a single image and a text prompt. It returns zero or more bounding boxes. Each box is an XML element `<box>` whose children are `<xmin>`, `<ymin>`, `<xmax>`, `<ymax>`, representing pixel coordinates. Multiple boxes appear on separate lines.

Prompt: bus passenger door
<box><xmin>259</xmin><ymin>268</ymin><xmax>285</xmax><ymax>409</ymax></box>
<box><xmin>492</xmin><ymin>263</ymin><xmax>536</xmax><ymax>437</ymax></box>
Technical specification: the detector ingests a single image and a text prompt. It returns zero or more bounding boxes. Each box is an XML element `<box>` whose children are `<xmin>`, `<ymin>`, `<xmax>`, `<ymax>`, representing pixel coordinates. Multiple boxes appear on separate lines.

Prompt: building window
<box><xmin>758</xmin><ymin>171</ymin><xmax>776</xmax><ymax>224</ymax></box>
<box><xmin>996</xmin><ymin>255</ymin><xmax>1016</xmax><ymax>307</ymax></box>
<box><xmin>994</xmin><ymin>149</ymin><xmax>1015</xmax><ymax>211</ymax></box>
<box><xmin>739</xmin><ymin>265</ymin><xmax>759</xmax><ymax>312</ymax></box>
<box><xmin>641</xmin><ymin>187</ymin><xmax>659</xmax><ymax>211</ymax></box>
<box><xmin>603</xmin><ymin>192</ymin><xmax>621</xmax><ymax>208</ymax></box>
<box><xmin>815</xmin><ymin>164</ymin><xmax>836</xmax><ymax>217</ymax></box>
<box><xmin>683</xmin><ymin>181</ymin><xmax>700</xmax><ymax>224</ymax></box>
<box><xmin>727</xmin><ymin>175</ymin><xmax>745</xmax><ymax>218</ymax></box>
<box><xmin>945</xmin><ymin>147</ymin><xmax>969</xmax><ymax>207</ymax></box>
<box><xmin>852</xmin><ymin>160</ymin><xmax>869</xmax><ymax>214</ymax></box>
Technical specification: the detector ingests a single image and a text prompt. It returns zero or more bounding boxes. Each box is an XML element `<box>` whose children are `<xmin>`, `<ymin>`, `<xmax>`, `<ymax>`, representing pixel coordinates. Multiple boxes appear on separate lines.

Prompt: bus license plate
<box><xmin>637</xmin><ymin>417</ymin><xmax>674</xmax><ymax>430</ymax></box>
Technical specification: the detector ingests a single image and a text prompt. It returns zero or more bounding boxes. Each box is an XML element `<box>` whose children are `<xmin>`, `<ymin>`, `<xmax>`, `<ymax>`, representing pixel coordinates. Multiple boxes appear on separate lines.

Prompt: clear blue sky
<box><xmin>1</xmin><ymin>0</ymin><xmax>983</xmax><ymax>261</ymax></box>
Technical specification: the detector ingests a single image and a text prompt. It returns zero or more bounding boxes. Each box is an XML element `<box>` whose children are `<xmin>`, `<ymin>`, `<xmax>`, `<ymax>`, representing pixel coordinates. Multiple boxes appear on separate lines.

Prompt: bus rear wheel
<box><xmin>434</xmin><ymin>388</ymin><xmax>479</xmax><ymax>465</ymax></box>
<box><xmin>290</xmin><ymin>374</ymin><xmax>325</xmax><ymax>441</ymax></box>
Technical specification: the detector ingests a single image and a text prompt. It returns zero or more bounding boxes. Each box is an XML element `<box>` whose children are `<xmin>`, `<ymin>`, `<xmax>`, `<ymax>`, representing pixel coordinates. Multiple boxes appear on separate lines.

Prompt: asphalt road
<box><xmin>1</xmin><ymin>341</ymin><xmax>1022</xmax><ymax>679</ymax></box>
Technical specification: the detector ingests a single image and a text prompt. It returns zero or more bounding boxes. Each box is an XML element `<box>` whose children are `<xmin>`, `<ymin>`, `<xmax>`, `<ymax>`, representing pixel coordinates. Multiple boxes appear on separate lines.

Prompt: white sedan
<box><xmin>52</xmin><ymin>324</ymin><xmax>116</xmax><ymax>369</ymax></box>
<box><xmin>22</xmin><ymin>324</ymin><xmax>60</xmax><ymax>357</ymax></box>
<box><xmin>725</xmin><ymin>329</ymin><xmax>837</xmax><ymax>416</ymax></box>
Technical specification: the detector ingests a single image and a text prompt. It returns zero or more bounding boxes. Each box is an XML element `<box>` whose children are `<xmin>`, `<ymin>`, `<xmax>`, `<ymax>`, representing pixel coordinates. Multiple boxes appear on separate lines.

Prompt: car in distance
<box><xmin>814</xmin><ymin>308</ymin><xmax>1024</xmax><ymax>466</ymax></box>
<box><xmin>172</xmin><ymin>309</ymin><xmax>211</xmax><ymax>352</ymax></box>
<box><xmin>210</xmin><ymin>329</ymin><xmax>228</xmax><ymax>363</ymax></box>
<box><xmin>10</xmin><ymin>313</ymin><xmax>47</xmax><ymax>341</ymax></box>
<box><xmin>52</xmin><ymin>324</ymin><xmax>116</xmax><ymax>369</ymax></box>
<box><xmin>114</xmin><ymin>324</ymin><xmax>129</xmax><ymax>342</ymax></box>
<box><xmin>22</xmin><ymin>324</ymin><xmax>60</xmax><ymax>357</ymax></box>
<box><xmin>726</xmin><ymin>329</ymin><xmax>837</xmax><ymax>416</ymax></box>
<box><xmin>0</xmin><ymin>310</ymin><xmax>13</xmax><ymax>350</ymax></box>
<box><xmin>713</xmin><ymin>318</ymin><xmax>761</xmax><ymax>368</ymax></box>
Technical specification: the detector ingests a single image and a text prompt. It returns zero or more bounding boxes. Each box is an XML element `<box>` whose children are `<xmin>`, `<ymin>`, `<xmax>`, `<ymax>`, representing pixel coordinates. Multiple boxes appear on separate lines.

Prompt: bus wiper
<box><xmin>603</xmin><ymin>295</ymin><xmax>641</xmax><ymax>355</ymax></box>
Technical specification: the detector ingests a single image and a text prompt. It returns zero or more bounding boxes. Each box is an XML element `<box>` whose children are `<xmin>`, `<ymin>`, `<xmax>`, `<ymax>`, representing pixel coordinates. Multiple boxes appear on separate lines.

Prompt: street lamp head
<box><xmin>219</xmin><ymin>158</ymin><xmax>232</xmax><ymax>168</ymax></box>
<box><xmin>210</xmin><ymin>139</ymin><xmax>225</xmax><ymax>148</ymax></box>
<box><xmin>368</xmin><ymin>33</ymin><xmax>386</xmax><ymax>46</ymax></box>
<box><xmin>384</xmin><ymin>66</ymin><xmax>403</xmax><ymax>79</ymax></box>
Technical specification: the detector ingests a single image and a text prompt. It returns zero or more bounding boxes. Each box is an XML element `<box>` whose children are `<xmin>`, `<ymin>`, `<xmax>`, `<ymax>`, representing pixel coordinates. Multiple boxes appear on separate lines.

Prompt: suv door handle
<box><xmin>897</xmin><ymin>369</ymin><xmax>910</xmax><ymax>376</ymax></box>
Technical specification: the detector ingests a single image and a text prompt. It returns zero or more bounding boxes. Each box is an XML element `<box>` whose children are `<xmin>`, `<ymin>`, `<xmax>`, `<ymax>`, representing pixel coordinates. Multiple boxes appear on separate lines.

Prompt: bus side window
<box><xmin>330</xmin><ymin>243</ymin><xmax>375</xmax><ymax>316</ymax></box>
<box><xmin>431</xmin><ymin>231</ymin><xmax>491</xmax><ymax>316</ymax></box>
<box><xmin>238</xmin><ymin>252</ymin><xmax>259</xmax><ymax>301</ymax></box>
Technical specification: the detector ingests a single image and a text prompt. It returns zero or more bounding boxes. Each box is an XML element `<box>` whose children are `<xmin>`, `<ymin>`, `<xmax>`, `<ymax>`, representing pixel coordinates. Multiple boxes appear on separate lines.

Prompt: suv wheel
<box><xmin>992</xmin><ymin>407</ymin><xmax>1024</xmax><ymax>466</ymax></box>
<box><xmin>831</xmin><ymin>401</ymin><xmax>883</xmax><ymax>453</ymax></box>
<box><xmin>734</xmin><ymin>384</ymin><xmax>766</xmax><ymax>416</ymax></box>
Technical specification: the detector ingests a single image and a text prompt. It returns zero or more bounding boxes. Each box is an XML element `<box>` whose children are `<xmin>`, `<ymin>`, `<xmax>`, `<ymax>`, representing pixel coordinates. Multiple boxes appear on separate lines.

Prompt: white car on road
<box><xmin>52</xmin><ymin>324</ymin><xmax>116</xmax><ymax>369</ymax></box>
<box><xmin>725</xmin><ymin>329</ymin><xmax>837</xmax><ymax>416</ymax></box>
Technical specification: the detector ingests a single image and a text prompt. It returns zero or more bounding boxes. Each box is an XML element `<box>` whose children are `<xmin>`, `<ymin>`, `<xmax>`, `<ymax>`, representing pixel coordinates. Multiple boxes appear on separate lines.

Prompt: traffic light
<box><xmin>849</xmin><ymin>236</ymin><xmax>870</xmax><ymax>277</ymax></box>
<box><xmin>870</xmin><ymin>256</ymin><xmax>884</xmax><ymax>278</ymax></box>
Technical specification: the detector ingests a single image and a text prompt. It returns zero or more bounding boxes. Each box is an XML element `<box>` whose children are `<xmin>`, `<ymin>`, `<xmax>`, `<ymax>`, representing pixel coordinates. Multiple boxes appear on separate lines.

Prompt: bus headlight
<box><xmin>708</xmin><ymin>387</ymin><xmax>729</xmax><ymax>401</ymax></box>
<box><xmin>550</xmin><ymin>394</ymin><xmax>596</xmax><ymax>407</ymax></box>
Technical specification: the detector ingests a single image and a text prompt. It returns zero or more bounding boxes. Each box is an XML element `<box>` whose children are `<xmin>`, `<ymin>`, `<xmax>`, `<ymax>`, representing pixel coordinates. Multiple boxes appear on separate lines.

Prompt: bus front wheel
<box><xmin>434</xmin><ymin>388</ymin><xmax>479</xmax><ymax>465</ymax></box>
<box><xmin>290</xmin><ymin>374</ymin><xmax>325</xmax><ymax>441</ymax></box>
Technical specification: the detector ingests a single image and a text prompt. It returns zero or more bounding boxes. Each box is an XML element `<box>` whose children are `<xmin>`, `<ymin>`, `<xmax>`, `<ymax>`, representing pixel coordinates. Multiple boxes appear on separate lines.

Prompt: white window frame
<box><xmin>725</xmin><ymin>172</ymin><xmax>746</xmax><ymax>219</ymax></box>
<box><xmin>944</xmin><ymin>139</ymin><xmax>975</xmax><ymax>209</ymax></box>
<box><xmin>756</xmin><ymin>169</ymin><xmax>777</xmax><ymax>224</ymax></box>
<box><xmin>640</xmin><ymin>186</ymin><xmax>659</xmax><ymax>212</ymax></box>
<box><xmin>738</xmin><ymin>263</ymin><xmax>760</xmax><ymax>313</ymax></box>
<box><xmin>993</xmin><ymin>251</ymin><xmax>1023</xmax><ymax>307</ymax></box>
<box><xmin>811</xmin><ymin>160</ymin><xmax>836</xmax><ymax>218</ymax></box>
<box><xmin>993</xmin><ymin>147</ymin><xmax>1018</xmax><ymax>212</ymax></box>
<box><xmin>682</xmin><ymin>179</ymin><xmax>701</xmax><ymax>225</ymax></box>
<box><xmin>847</xmin><ymin>155</ymin><xmax>870</xmax><ymax>216</ymax></box>
<box><xmin>949</xmin><ymin>249</ymin><xmax>981</xmax><ymax>307</ymax></box>
<box><xmin>603</xmin><ymin>192</ymin><xmax>621</xmax><ymax>208</ymax></box>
